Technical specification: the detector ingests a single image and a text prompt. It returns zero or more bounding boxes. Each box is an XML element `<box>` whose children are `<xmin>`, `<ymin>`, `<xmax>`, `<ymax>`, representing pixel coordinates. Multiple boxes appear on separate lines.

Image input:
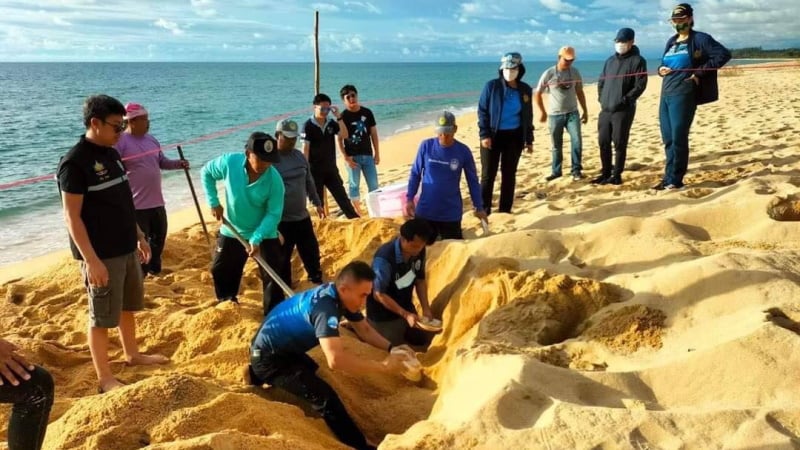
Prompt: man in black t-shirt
<box><xmin>301</xmin><ymin>93</ymin><xmax>359</xmax><ymax>219</ymax></box>
<box><xmin>337</xmin><ymin>84</ymin><xmax>381</xmax><ymax>216</ymax></box>
<box><xmin>57</xmin><ymin>94</ymin><xmax>169</xmax><ymax>394</ymax></box>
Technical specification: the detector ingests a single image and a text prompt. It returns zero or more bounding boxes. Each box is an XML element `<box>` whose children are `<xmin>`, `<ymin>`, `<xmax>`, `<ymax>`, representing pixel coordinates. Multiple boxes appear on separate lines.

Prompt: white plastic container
<box><xmin>366</xmin><ymin>182</ymin><xmax>417</xmax><ymax>218</ymax></box>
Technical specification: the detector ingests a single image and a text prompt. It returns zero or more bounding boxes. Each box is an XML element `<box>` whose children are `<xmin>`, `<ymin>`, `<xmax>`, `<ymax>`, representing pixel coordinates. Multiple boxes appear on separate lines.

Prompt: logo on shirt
<box><xmin>414</xmin><ymin>260</ymin><xmax>422</xmax><ymax>271</ymax></box>
<box><xmin>523</xmin><ymin>94</ymin><xmax>530</xmax><ymax>103</ymax></box>
<box><xmin>449</xmin><ymin>159</ymin><xmax>459</xmax><ymax>171</ymax></box>
<box><xmin>93</xmin><ymin>161</ymin><xmax>107</xmax><ymax>176</ymax></box>
<box><xmin>327</xmin><ymin>316</ymin><xmax>339</xmax><ymax>330</ymax></box>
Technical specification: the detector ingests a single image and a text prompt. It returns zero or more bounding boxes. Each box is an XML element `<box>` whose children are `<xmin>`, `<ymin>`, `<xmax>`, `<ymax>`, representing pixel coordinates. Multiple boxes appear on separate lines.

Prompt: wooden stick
<box><xmin>176</xmin><ymin>145</ymin><xmax>210</xmax><ymax>246</ymax></box>
<box><xmin>221</xmin><ymin>217</ymin><xmax>295</xmax><ymax>297</ymax></box>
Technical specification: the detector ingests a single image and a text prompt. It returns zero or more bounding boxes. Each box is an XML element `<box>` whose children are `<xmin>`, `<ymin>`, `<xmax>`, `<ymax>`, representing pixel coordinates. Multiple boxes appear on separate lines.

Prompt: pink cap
<box><xmin>124</xmin><ymin>102</ymin><xmax>148</xmax><ymax>120</ymax></box>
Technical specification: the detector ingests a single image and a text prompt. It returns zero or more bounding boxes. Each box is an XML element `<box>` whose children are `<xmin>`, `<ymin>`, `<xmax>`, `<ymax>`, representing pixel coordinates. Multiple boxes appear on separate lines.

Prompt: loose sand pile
<box><xmin>2</xmin><ymin>63</ymin><xmax>800</xmax><ymax>449</ymax></box>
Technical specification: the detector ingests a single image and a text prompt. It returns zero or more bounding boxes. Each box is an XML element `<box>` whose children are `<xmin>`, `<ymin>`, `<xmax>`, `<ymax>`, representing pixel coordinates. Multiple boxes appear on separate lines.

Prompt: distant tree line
<box><xmin>731</xmin><ymin>47</ymin><xmax>800</xmax><ymax>58</ymax></box>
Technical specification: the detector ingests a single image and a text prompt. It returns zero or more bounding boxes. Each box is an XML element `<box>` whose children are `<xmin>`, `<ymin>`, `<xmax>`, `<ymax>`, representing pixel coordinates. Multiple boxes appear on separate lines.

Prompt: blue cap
<box><xmin>615</xmin><ymin>28</ymin><xmax>635</xmax><ymax>42</ymax></box>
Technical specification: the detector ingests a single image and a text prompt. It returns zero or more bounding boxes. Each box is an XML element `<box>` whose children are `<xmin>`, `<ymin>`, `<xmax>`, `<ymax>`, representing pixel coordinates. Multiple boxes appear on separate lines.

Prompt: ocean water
<box><xmin>0</xmin><ymin>60</ymin><xmax>758</xmax><ymax>266</ymax></box>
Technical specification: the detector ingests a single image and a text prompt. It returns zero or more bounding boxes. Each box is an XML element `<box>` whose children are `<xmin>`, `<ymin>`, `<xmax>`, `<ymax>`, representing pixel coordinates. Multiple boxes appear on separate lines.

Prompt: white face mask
<box><xmin>615</xmin><ymin>42</ymin><xmax>631</xmax><ymax>55</ymax></box>
<box><xmin>503</xmin><ymin>68</ymin><xmax>519</xmax><ymax>82</ymax></box>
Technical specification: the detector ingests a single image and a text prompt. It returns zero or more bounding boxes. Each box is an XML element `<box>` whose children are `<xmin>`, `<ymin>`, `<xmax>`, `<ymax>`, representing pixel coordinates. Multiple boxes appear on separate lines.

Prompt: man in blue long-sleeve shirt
<box><xmin>405</xmin><ymin>111</ymin><xmax>487</xmax><ymax>240</ymax></box>
<box><xmin>201</xmin><ymin>132</ymin><xmax>286</xmax><ymax>314</ymax></box>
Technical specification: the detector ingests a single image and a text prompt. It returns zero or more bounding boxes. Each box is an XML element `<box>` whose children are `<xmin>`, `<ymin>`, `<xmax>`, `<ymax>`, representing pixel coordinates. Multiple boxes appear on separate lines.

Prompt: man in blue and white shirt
<box><xmin>405</xmin><ymin>111</ymin><xmax>487</xmax><ymax>240</ymax></box>
<box><xmin>247</xmin><ymin>261</ymin><xmax>404</xmax><ymax>450</ymax></box>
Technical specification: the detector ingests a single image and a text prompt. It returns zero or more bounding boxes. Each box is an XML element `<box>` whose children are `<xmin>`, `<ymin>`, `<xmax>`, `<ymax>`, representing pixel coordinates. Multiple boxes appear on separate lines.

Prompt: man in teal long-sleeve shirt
<box><xmin>201</xmin><ymin>131</ymin><xmax>286</xmax><ymax>314</ymax></box>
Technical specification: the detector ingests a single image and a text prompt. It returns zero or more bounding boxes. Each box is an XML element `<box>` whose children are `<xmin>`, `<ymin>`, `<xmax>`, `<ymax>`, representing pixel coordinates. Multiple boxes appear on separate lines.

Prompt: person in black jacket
<box><xmin>593</xmin><ymin>28</ymin><xmax>648</xmax><ymax>186</ymax></box>
<box><xmin>477</xmin><ymin>52</ymin><xmax>534</xmax><ymax>215</ymax></box>
<box><xmin>654</xmin><ymin>3</ymin><xmax>731</xmax><ymax>190</ymax></box>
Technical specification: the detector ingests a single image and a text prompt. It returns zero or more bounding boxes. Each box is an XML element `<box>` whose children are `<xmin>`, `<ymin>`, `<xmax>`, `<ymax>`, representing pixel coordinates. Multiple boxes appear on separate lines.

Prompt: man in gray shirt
<box><xmin>535</xmin><ymin>46</ymin><xmax>589</xmax><ymax>182</ymax></box>
<box><xmin>274</xmin><ymin>119</ymin><xmax>326</xmax><ymax>286</ymax></box>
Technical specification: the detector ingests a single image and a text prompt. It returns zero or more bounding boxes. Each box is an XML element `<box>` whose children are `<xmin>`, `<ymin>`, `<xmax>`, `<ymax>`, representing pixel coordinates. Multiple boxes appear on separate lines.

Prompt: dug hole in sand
<box><xmin>2</xmin><ymin>65</ymin><xmax>800</xmax><ymax>449</ymax></box>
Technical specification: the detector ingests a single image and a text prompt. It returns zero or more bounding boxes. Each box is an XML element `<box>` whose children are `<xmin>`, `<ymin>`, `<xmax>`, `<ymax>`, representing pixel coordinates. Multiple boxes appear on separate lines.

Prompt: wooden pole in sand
<box><xmin>314</xmin><ymin>11</ymin><xmax>330</xmax><ymax>217</ymax></box>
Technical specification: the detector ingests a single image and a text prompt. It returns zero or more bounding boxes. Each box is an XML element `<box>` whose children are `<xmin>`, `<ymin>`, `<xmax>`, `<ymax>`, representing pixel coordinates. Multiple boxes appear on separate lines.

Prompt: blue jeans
<box><xmin>659</xmin><ymin>93</ymin><xmax>697</xmax><ymax>186</ymax></box>
<box><xmin>549</xmin><ymin>111</ymin><xmax>583</xmax><ymax>176</ymax></box>
<box><xmin>346</xmin><ymin>154</ymin><xmax>379</xmax><ymax>200</ymax></box>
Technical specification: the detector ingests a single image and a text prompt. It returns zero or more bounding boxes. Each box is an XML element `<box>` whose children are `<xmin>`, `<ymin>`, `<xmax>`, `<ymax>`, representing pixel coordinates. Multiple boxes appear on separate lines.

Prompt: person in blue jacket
<box><xmin>478</xmin><ymin>52</ymin><xmax>534</xmax><ymax>215</ymax></box>
<box><xmin>405</xmin><ymin>111</ymin><xmax>487</xmax><ymax>240</ymax></box>
<box><xmin>654</xmin><ymin>3</ymin><xmax>731</xmax><ymax>190</ymax></box>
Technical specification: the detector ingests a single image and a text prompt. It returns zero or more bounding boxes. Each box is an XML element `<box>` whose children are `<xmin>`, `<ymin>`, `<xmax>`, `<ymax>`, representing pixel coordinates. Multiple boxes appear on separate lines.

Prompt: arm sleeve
<box><xmin>372</xmin><ymin>256</ymin><xmax>393</xmax><ymax>294</ymax></box>
<box><xmin>366</xmin><ymin>109</ymin><xmax>377</xmax><ymax>128</ymax></box>
<box><xmin>406</xmin><ymin>142</ymin><xmax>425</xmax><ymax>200</ymax></box>
<box><xmin>57</xmin><ymin>160</ymin><xmax>87</xmax><ymax>194</ymax></box>
<box><xmin>597</xmin><ymin>62</ymin><xmax>606</xmax><ymax>101</ymax></box>
<box><xmin>311</xmin><ymin>301</ymin><xmax>342</xmax><ymax>339</ymax></box>
<box><xmin>697</xmin><ymin>34</ymin><xmax>732</xmax><ymax>75</ymax></box>
<box><xmin>301</xmin><ymin>121</ymin><xmax>313</xmax><ymax>143</ymax></box>
<box><xmin>201</xmin><ymin>155</ymin><xmax>226</xmax><ymax>208</ymax></box>
<box><xmin>463</xmin><ymin>148</ymin><xmax>483</xmax><ymax>211</ymax></box>
<box><xmin>626</xmin><ymin>57</ymin><xmax>649</xmax><ymax>102</ymax></box>
<box><xmin>477</xmin><ymin>81</ymin><xmax>492</xmax><ymax>139</ymax></box>
<box><xmin>524</xmin><ymin>84</ymin><xmax>534</xmax><ymax>144</ymax></box>
<box><xmin>250</xmin><ymin>171</ymin><xmax>285</xmax><ymax>245</ymax></box>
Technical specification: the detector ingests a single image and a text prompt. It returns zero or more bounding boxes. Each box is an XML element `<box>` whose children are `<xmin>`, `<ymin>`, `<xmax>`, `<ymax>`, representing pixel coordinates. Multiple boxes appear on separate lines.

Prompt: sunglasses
<box><xmin>102</xmin><ymin>119</ymin><xmax>125</xmax><ymax>133</ymax></box>
<box><xmin>562</xmin><ymin>58</ymin><xmax>575</xmax><ymax>63</ymax></box>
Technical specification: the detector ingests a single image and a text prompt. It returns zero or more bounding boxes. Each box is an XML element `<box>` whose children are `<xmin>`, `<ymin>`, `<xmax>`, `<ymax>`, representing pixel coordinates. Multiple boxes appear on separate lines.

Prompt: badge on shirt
<box><xmin>449</xmin><ymin>159</ymin><xmax>459</xmax><ymax>171</ymax></box>
<box><xmin>327</xmin><ymin>316</ymin><xmax>339</xmax><ymax>329</ymax></box>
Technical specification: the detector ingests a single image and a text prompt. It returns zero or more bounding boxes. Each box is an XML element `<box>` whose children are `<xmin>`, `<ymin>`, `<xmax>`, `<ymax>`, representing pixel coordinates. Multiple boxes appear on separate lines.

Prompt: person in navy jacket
<box><xmin>478</xmin><ymin>52</ymin><xmax>534</xmax><ymax>214</ymax></box>
<box><xmin>405</xmin><ymin>111</ymin><xmax>487</xmax><ymax>240</ymax></box>
<box><xmin>654</xmin><ymin>3</ymin><xmax>731</xmax><ymax>190</ymax></box>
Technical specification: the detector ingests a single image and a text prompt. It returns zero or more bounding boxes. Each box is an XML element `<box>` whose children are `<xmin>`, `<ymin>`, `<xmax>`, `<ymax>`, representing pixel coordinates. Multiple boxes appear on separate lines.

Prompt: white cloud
<box><xmin>253</xmin><ymin>32</ymin><xmax>263</xmax><ymax>38</ymax></box>
<box><xmin>154</xmin><ymin>18</ymin><xmax>184</xmax><ymax>36</ymax></box>
<box><xmin>540</xmin><ymin>0</ymin><xmax>578</xmax><ymax>13</ymax></box>
<box><xmin>191</xmin><ymin>0</ymin><xmax>216</xmax><ymax>17</ymax></box>
<box><xmin>343</xmin><ymin>1</ymin><xmax>381</xmax><ymax>14</ymax></box>
<box><xmin>526</xmin><ymin>18</ymin><xmax>542</xmax><ymax>27</ymax></box>
<box><xmin>312</xmin><ymin>3</ymin><xmax>340</xmax><ymax>12</ymax></box>
<box><xmin>559</xmin><ymin>14</ymin><xmax>584</xmax><ymax>22</ymax></box>
<box><xmin>52</xmin><ymin>16</ymin><xmax>72</xmax><ymax>26</ymax></box>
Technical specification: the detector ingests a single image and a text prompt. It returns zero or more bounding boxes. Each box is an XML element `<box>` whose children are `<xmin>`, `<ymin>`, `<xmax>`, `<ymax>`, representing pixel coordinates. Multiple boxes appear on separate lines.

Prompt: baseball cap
<box><xmin>275</xmin><ymin>119</ymin><xmax>299</xmax><ymax>138</ymax></box>
<box><xmin>499</xmin><ymin>52</ymin><xmax>522</xmax><ymax>69</ymax></box>
<box><xmin>245</xmin><ymin>132</ymin><xmax>280</xmax><ymax>163</ymax></box>
<box><xmin>558</xmin><ymin>46</ymin><xmax>576</xmax><ymax>60</ymax></box>
<box><xmin>615</xmin><ymin>28</ymin><xmax>635</xmax><ymax>42</ymax></box>
<box><xmin>123</xmin><ymin>102</ymin><xmax>148</xmax><ymax>120</ymax></box>
<box><xmin>435</xmin><ymin>111</ymin><xmax>456</xmax><ymax>134</ymax></box>
<box><xmin>671</xmin><ymin>3</ymin><xmax>693</xmax><ymax>18</ymax></box>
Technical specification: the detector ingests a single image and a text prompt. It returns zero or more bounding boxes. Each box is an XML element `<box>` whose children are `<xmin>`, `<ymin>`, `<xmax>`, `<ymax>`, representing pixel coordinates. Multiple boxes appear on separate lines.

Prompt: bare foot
<box><xmin>126</xmin><ymin>353</ymin><xmax>170</xmax><ymax>366</ymax></box>
<box><xmin>98</xmin><ymin>378</ymin><xmax>125</xmax><ymax>394</ymax></box>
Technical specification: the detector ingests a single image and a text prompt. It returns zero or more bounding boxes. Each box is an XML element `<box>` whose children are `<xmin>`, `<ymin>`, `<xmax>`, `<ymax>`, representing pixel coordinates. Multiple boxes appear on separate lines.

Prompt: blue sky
<box><xmin>0</xmin><ymin>0</ymin><xmax>798</xmax><ymax>62</ymax></box>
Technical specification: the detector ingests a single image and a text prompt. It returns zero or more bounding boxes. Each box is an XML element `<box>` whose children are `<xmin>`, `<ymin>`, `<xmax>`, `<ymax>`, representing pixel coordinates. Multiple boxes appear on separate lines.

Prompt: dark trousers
<box><xmin>480</xmin><ymin>128</ymin><xmax>523</xmax><ymax>214</ymax></box>
<box><xmin>250</xmin><ymin>352</ymin><xmax>371</xmax><ymax>450</ymax></box>
<box><xmin>424</xmin><ymin>219</ymin><xmax>463</xmax><ymax>241</ymax></box>
<box><xmin>135</xmin><ymin>206</ymin><xmax>168</xmax><ymax>274</ymax></box>
<box><xmin>211</xmin><ymin>234</ymin><xmax>285</xmax><ymax>315</ymax></box>
<box><xmin>659</xmin><ymin>93</ymin><xmax>697</xmax><ymax>186</ymax></box>
<box><xmin>598</xmin><ymin>105</ymin><xmax>637</xmax><ymax>178</ymax></box>
<box><xmin>311</xmin><ymin>167</ymin><xmax>359</xmax><ymax>219</ymax></box>
<box><xmin>0</xmin><ymin>366</ymin><xmax>54</xmax><ymax>450</ymax></box>
<box><xmin>278</xmin><ymin>217</ymin><xmax>323</xmax><ymax>286</ymax></box>
<box><xmin>369</xmin><ymin>318</ymin><xmax>434</xmax><ymax>348</ymax></box>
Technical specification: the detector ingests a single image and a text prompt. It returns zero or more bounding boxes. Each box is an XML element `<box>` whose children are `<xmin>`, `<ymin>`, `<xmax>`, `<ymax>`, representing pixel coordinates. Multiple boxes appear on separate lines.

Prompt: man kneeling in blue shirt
<box><xmin>405</xmin><ymin>111</ymin><xmax>487</xmax><ymax>240</ymax></box>
<box><xmin>368</xmin><ymin>219</ymin><xmax>436</xmax><ymax>347</ymax></box>
<box><xmin>246</xmin><ymin>261</ymin><xmax>405</xmax><ymax>450</ymax></box>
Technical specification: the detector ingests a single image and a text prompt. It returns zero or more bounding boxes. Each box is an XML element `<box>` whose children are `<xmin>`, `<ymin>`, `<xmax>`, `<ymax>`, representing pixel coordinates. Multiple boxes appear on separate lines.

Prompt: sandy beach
<box><xmin>2</xmin><ymin>62</ymin><xmax>800</xmax><ymax>449</ymax></box>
